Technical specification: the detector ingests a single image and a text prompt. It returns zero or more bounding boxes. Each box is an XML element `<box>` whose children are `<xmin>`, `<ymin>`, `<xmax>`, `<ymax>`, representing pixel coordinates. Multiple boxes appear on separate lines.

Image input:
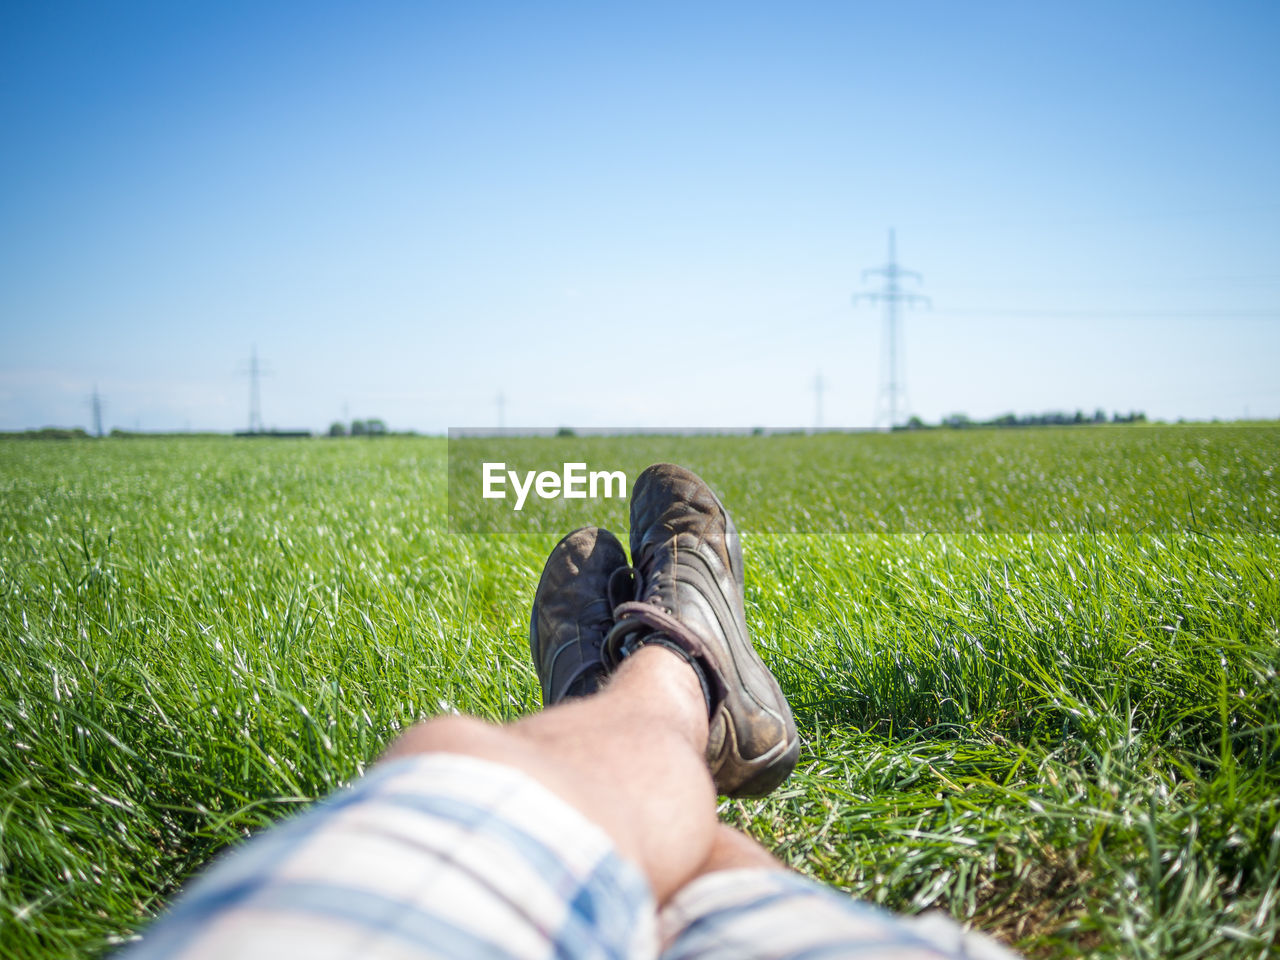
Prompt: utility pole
<box><xmin>90</xmin><ymin>386</ymin><xmax>104</xmax><ymax>437</ymax></box>
<box><xmin>853</xmin><ymin>229</ymin><xmax>929</xmax><ymax>429</ymax></box>
<box><xmin>813</xmin><ymin>371</ymin><xmax>824</xmax><ymax>431</ymax></box>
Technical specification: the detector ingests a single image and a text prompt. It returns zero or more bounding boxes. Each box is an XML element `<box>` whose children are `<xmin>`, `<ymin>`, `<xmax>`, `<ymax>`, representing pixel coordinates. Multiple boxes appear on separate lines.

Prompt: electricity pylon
<box><xmin>240</xmin><ymin>346</ymin><xmax>271</xmax><ymax>433</ymax></box>
<box><xmin>89</xmin><ymin>386</ymin><xmax>104</xmax><ymax>437</ymax></box>
<box><xmin>853</xmin><ymin>229</ymin><xmax>929</xmax><ymax>429</ymax></box>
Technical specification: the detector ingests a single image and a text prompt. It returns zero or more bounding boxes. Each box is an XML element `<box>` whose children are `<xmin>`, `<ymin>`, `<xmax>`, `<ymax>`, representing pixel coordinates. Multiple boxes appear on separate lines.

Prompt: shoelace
<box><xmin>630</xmin><ymin>539</ymin><xmax>675</xmax><ymax>613</ymax></box>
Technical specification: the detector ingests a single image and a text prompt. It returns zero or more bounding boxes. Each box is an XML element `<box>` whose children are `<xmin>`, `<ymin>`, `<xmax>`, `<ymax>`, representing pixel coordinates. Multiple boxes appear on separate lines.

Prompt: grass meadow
<box><xmin>1</xmin><ymin>427</ymin><xmax>1278</xmax><ymax>958</ymax></box>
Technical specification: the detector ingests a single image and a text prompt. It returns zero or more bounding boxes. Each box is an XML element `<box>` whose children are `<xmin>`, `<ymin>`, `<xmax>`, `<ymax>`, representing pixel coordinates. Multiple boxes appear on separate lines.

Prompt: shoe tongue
<box><xmin>606</xmin><ymin>565</ymin><xmax>635</xmax><ymax>609</ymax></box>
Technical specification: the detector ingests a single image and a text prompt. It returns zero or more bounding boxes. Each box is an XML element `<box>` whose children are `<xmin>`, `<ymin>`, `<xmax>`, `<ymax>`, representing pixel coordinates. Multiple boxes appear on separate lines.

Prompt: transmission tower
<box><xmin>240</xmin><ymin>346</ymin><xmax>272</xmax><ymax>433</ymax></box>
<box><xmin>89</xmin><ymin>386</ymin><xmax>104</xmax><ymax>437</ymax></box>
<box><xmin>853</xmin><ymin>229</ymin><xmax>929</xmax><ymax>428</ymax></box>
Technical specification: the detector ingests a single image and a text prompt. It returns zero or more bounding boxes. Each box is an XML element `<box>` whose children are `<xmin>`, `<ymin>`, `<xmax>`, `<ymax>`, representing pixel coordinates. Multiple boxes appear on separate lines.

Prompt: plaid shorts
<box><xmin>120</xmin><ymin>753</ymin><xmax>1018</xmax><ymax>960</ymax></box>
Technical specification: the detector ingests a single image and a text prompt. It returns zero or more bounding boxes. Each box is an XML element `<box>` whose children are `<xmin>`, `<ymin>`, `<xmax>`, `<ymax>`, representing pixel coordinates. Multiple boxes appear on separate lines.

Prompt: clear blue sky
<box><xmin>2</xmin><ymin>0</ymin><xmax>1277</xmax><ymax>432</ymax></box>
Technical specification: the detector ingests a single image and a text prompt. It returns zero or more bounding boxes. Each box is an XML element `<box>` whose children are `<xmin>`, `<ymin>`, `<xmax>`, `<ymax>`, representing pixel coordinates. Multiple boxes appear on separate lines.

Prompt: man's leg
<box><xmin>657</xmin><ymin>825</ymin><xmax>1022</xmax><ymax>960</ymax></box>
<box><xmin>117</xmin><ymin>651</ymin><xmax>711</xmax><ymax>960</ymax></box>
<box><xmin>696</xmin><ymin>824</ymin><xmax>787</xmax><ymax>873</ymax></box>
<box><xmin>384</xmin><ymin>643</ymin><xmax>717</xmax><ymax>902</ymax></box>
<box><xmin>119</xmin><ymin>470</ymin><xmax>800</xmax><ymax>959</ymax></box>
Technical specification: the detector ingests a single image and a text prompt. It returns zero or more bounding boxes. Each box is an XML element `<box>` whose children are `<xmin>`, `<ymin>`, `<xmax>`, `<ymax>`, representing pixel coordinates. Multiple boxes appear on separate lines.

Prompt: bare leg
<box><xmin>697</xmin><ymin>823</ymin><xmax>788</xmax><ymax>875</ymax></box>
<box><xmin>383</xmin><ymin>645</ymin><xmax>716</xmax><ymax>902</ymax></box>
<box><xmin>654</xmin><ymin>824</ymin><xmax>798</xmax><ymax>959</ymax></box>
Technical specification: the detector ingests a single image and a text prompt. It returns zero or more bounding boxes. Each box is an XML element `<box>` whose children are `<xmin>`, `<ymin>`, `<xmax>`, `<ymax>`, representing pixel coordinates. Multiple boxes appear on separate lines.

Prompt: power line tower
<box><xmin>853</xmin><ymin>229</ymin><xmax>929</xmax><ymax>428</ymax></box>
<box><xmin>240</xmin><ymin>346</ymin><xmax>272</xmax><ymax>433</ymax></box>
<box><xmin>89</xmin><ymin>386</ymin><xmax>104</xmax><ymax>437</ymax></box>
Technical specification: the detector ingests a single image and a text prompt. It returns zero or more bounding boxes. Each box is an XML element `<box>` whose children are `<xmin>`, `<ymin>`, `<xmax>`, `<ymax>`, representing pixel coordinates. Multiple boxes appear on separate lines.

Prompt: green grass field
<box><xmin>2</xmin><ymin>428</ymin><xmax>1278</xmax><ymax>958</ymax></box>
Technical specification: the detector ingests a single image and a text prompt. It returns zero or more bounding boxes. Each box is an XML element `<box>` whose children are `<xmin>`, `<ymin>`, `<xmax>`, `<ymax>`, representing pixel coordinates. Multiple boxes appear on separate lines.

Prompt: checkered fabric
<box><xmin>659</xmin><ymin>869</ymin><xmax>1021</xmax><ymax>960</ymax></box>
<box><xmin>119</xmin><ymin>753</ymin><xmax>657</xmax><ymax>960</ymax></box>
<box><xmin>119</xmin><ymin>752</ymin><xmax>1017</xmax><ymax>960</ymax></box>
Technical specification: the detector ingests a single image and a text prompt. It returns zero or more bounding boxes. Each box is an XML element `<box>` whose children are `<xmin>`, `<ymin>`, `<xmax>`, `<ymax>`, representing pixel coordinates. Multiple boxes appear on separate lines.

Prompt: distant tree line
<box><xmin>1</xmin><ymin>424</ymin><xmax>423</xmax><ymax>439</ymax></box>
<box><xmin>0</xmin><ymin>427</ymin><xmax>93</xmax><ymax>440</ymax></box>
<box><xmin>329</xmin><ymin>418</ymin><xmax>388</xmax><ymax>437</ymax></box>
<box><xmin>901</xmin><ymin>409</ymin><xmax>1148</xmax><ymax>430</ymax></box>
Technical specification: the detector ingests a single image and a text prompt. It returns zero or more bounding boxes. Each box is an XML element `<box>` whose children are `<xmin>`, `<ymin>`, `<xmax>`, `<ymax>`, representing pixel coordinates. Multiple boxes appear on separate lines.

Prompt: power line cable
<box><xmin>932</xmin><ymin>308</ymin><xmax>1278</xmax><ymax>319</ymax></box>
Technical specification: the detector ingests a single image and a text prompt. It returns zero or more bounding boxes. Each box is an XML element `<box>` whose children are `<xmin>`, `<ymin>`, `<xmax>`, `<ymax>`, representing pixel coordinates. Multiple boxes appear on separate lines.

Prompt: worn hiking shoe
<box><xmin>530</xmin><ymin>526</ymin><xmax>633</xmax><ymax>707</ymax></box>
<box><xmin>603</xmin><ymin>463</ymin><xmax>799</xmax><ymax>797</ymax></box>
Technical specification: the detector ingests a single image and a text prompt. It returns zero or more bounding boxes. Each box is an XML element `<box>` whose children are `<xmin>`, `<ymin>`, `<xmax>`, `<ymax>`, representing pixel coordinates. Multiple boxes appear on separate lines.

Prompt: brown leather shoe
<box><xmin>530</xmin><ymin>527</ymin><xmax>632</xmax><ymax>706</ymax></box>
<box><xmin>603</xmin><ymin>463</ymin><xmax>799</xmax><ymax>797</ymax></box>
